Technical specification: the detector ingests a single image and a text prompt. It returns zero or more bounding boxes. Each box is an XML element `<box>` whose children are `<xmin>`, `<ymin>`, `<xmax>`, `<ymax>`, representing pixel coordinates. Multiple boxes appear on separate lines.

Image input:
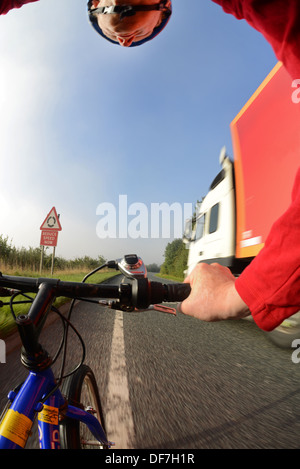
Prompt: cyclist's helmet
<box><xmin>87</xmin><ymin>1</ymin><xmax>172</xmax><ymax>47</ymax></box>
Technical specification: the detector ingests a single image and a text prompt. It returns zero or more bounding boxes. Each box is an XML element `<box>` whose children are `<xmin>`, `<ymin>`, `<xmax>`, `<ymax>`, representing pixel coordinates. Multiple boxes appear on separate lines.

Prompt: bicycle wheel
<box><xmin>60</xmin><ymin>364</ymin><xmax>108</xmax><ymax>449</ymax></box>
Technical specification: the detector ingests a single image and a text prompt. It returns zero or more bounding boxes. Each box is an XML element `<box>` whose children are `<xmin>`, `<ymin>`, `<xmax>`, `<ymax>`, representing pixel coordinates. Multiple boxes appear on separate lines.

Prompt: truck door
<box><xmin>185</xmin><ymin>213</ymin><xmax>206</xmax><ymax>275</ymax></box>
<box><xmin>203</xmin><ymin>203</ymin><xmax>221</xmax><ymax>261</ymax></box>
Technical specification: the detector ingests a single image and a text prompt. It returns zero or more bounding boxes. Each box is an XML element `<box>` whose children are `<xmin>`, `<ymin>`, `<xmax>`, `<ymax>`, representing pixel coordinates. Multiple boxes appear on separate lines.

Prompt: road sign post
<box><xmin>39</xmin><ymin>207</ymin><xmax>62</xmax><ymax>274</ymax></box>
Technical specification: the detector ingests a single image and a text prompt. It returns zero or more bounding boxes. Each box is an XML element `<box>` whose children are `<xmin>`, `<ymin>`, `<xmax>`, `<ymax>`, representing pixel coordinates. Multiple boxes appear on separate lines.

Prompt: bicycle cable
<box><xmin>44</xmin><ymin>261</ymin><xmax>110</xmax><ymax>398</ymax></box>
<box><xmin>39</xmin><ymin>305</ymin><xmax>87</xmax><ymax>404</ymax></box>
<box><xmin>9</xmin><ymin>291</ymin><xmax>34</xmax><ymax>320</ymax></box>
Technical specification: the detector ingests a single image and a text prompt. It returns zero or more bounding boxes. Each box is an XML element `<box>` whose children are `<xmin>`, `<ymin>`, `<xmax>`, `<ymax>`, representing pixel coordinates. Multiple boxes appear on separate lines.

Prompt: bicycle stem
<box><xmin>16</xmin><ymin>283</ymin><xmax>57</xmax><ymax>371</ymax></box>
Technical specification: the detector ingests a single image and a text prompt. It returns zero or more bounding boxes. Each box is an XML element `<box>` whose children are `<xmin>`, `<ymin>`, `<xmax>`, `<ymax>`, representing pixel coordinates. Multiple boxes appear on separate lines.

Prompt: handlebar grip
<box><xmin>164</xmin><ymin>283</ymin><xmax>191</xmax><ymax>302</ymax></box>
<box><xmin>133</xmin><ymin>280</ymin><xmax>191</xmax><ymax>308</ymax></box>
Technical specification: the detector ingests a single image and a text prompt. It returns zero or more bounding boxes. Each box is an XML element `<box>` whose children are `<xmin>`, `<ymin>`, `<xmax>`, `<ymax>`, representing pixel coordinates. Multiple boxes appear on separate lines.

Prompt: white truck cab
<box><xmin>183</xmin><ymin>147</ymin><xmax>236</xmax><ymax>277</ymax></box>
<box><xmin>183</xmin><ymin>63</ymin><xmax>300</xmax><ymax>348</ymax></box>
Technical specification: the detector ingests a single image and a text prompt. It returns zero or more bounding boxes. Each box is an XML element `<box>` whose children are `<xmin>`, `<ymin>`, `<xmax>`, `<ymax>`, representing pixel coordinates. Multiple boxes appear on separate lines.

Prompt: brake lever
<box><xmin>98</xmin><ymin>300</ymin><xmax>113</xmax><ymax>307</ymax></box>
<box><xmin>98</xmin><ymin>300</ymin><xmax>135</xmax><ymax>312</ymax></box>
<box><xmin>0</xmin><ymin>287</ymin><xmax>18</xmax><ymax>297</ymax></box>
<box><xmin>152</xmin><ymin>304</ymin><xmax>177</xmax><ymax>315</ymax></box>
<box><xmin>97</xmin><ymin>300</ymin><xmax>176</xmax><ymax>315</ymax></box>
<box><xmin>133</xmin><ymin>304</ymin><xmax>177</xmax><ymax>315</ymax></box>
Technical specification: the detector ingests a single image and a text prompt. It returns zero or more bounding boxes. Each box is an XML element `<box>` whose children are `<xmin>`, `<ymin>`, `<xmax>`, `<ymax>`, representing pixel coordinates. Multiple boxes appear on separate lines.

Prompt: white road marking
<box><xmin>105</xmin><ymin>310</ymin><xmax>135</xmax><ymax>449</ymax></box>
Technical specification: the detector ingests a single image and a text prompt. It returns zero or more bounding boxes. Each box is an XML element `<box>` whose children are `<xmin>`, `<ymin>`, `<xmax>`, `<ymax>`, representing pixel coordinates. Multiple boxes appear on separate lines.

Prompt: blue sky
<box><xmin>0</xmin><ymin>0</ymin><xmax>278</xmax><ymax>265</ymax></box>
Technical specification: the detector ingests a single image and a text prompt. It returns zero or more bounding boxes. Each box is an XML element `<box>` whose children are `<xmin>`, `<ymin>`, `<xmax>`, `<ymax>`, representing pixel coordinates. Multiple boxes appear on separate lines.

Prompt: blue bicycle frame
<box><xmin>0</xmin><ymin>367</ymin><xmax>109</xmax><ymax>449</ymax></box>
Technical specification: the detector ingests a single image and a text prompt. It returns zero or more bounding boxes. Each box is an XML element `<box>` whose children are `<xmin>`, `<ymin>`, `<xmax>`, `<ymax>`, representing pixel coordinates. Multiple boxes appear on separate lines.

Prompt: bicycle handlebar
<box><xmin>0</xmin><ymin>256</ymin><xmax>191</xmax><ymax>370</ymax></box>
<box><xmin>0</xmin><ymin>273</ymin><xmax>190</xmax><ymax>309</ymax></box>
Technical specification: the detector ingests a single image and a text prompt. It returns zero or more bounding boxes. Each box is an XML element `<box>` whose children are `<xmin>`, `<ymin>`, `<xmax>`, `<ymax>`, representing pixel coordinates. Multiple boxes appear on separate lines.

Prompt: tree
<box><xmin>160</xmin><ymin>239</ymin><xmax>188</xmax><ymax>278</ymax></box>
<box><xmin>146</xmin><ymin>263</ymin><xmax>160</xmax><ymax>273</ymax></box>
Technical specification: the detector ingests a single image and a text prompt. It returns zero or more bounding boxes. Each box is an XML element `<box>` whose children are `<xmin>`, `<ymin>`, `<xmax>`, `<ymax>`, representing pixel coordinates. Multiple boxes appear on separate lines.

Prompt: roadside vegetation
<box><xmin>0</xmin><ymin>234</ymin><xmax>108</xmax><ymax>273</ymax></box>
<box><xmin>0</xmin><ymin>235</ymin><xmax>117</xmax><ymax>339</ymax></box>
<box><xmin>159</xmin><ymin>239</ymin><xmax>188</xmax><ymax>282</ymax></box>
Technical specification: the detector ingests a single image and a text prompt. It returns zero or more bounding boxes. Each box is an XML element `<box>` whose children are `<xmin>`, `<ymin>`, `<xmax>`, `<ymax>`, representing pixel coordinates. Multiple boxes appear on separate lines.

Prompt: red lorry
<box><xmin>184</xmin><ymin>62</ymin><xmax>300</xmax><ymax>347</ymax></box>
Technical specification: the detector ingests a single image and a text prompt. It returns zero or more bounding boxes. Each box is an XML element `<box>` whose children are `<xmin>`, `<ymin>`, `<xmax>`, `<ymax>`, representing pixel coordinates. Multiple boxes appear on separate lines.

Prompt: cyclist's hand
<box><xmin>180</xmin><ymin>263</ymin><xmax>250</xmax><ymax>322</ymax></box>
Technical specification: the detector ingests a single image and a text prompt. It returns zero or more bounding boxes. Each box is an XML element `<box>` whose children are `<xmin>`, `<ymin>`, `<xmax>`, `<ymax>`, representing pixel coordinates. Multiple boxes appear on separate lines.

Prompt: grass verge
<box><xmin>0</xmin><ymin>269</ymin><xmax>118</xmax><ymax>340</ymax></box>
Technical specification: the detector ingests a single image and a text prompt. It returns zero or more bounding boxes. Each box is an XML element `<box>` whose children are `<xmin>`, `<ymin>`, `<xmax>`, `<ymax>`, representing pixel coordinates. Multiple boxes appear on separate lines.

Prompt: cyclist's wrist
<box><xmin>227</xmin><ymin>283</ymin><xmax>250</xmax><ymax>319</ymax></box>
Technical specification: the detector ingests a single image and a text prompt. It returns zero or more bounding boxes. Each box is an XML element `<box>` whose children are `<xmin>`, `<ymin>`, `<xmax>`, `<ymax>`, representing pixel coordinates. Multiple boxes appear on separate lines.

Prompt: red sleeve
<box><xmin>235</xmin><ymin>169</ymin><xmax>300</xmax><ymax>331</ymax></box>
<box><xmin>212</xmin><ymin>0</ymin><xmax>300</xmax><ymax>79</ymax></box>
<box><xmin>0</xmin><ymin>0</ymin><xmax>39</xmax><ymax>15</ymax></box>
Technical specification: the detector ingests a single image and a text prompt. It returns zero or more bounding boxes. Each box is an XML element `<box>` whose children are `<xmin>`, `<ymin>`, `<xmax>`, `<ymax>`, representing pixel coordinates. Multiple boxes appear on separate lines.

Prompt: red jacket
<box><xmin>214</xmin><ymin>0</ymin><xmax>300</xmax><ymax>331</ymax></box>
<box><xmin>0</xmin><ymin>0</ymin><xmax>38</xmax><ymax>15</ymax></box>
<box><xmin>213</xmin><ymin>0</ymin><xmax>300</xmax><ymax>79</ymax></box>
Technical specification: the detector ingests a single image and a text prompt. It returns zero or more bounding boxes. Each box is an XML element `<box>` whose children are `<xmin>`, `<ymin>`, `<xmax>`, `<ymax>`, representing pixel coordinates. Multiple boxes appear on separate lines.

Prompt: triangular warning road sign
<box><xmin>40</xmin><ymin>207</ymin><xmax>62</xmax><ymax>231</ymax></box>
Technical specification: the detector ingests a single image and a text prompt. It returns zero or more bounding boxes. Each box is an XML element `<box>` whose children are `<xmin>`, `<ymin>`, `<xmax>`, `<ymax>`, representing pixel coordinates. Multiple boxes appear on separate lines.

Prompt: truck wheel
<box><xmin>265</xmin><ymin>312</ymin><xmax>300</xmax><ymax>348</ymax></box>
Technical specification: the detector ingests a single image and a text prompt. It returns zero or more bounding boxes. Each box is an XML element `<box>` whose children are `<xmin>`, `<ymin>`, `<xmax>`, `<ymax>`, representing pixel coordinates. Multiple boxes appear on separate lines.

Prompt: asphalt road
<box><xmin>1</xmin><ymin>274</ymin><xmax>300</xmax><ymax>449</ymax></box>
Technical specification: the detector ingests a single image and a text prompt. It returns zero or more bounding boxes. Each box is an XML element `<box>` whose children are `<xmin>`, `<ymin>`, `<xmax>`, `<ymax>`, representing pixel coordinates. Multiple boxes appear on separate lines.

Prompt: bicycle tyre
<box><xmin>60</xmin><ymin>364</ymin><xmax>108</xmax><ymax>449</ymax></box>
